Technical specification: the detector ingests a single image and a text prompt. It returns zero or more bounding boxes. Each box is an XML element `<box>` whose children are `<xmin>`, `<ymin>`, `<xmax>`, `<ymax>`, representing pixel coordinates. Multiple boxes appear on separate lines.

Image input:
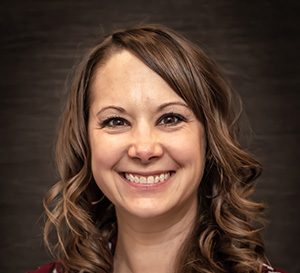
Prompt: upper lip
<box><xmin>120</xmin><ymin>170</ymin><xmax>175</xmax><ymax>176</ymax></box>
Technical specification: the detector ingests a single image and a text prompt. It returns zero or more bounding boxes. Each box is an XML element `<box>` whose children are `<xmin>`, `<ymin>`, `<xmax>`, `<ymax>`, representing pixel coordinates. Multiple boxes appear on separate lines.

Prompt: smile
<box><xmin>123</xmin><ymin>172</ymin><xmax>173</xmax><ymax>184</ymax></box>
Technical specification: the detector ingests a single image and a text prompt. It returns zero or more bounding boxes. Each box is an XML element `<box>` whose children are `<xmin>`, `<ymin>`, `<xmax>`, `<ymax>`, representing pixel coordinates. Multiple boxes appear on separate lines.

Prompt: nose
<box><xmin>127</xmin><ymin>124</ymin><xmax>163</xmax><ymax>164</ymax></box>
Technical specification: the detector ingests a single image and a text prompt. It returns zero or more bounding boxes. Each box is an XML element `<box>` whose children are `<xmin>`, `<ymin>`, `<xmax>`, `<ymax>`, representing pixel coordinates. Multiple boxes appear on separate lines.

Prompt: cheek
<box><xmin>164</xmin><ymin>127</ymin><xmax>206</xmax><ymax>167</ymax></box>
<box><xmin>90</xmin><ymin>136</ymin><xmax>119</xmax><ymax>172</ymax></box>
<box><xmin>89</xmin><ymin>136</ymin><xmax>124</xmax><ymax>199</ymax></box>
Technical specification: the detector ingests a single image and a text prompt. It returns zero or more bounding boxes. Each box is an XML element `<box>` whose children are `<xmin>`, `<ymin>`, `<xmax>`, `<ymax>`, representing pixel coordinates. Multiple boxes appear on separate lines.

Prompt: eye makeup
<box><xmin>98</xmin><ymin>115</ymin><xmax>130</xmax><ymax>128</ymax></box>
<box><xmin>156</xmin><ymin>112</ymin><xmax>187</xmax><ymax>126</ymax></box>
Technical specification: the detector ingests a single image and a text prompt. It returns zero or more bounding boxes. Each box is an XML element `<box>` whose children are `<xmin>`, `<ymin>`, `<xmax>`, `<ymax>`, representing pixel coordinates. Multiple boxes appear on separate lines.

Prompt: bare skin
<box><xmin>88</xmin><ymin>50</ymin><xmax>206</xmax><ymax>273</ymax></box>
<box><xmin>113</xmin><ymin>195</ymin><xmax>197</xmax><ymax>273</ymax></box>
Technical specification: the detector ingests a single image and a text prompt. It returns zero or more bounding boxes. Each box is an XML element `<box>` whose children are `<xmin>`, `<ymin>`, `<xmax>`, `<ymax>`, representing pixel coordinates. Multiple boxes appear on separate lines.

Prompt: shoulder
<box><xmin>27</xmin><ymin>262</ymin><xmax>60</xmax><ymax>273</ymax></box>
<box><xmin>263</xmin><ymin>263</ymin><xmax>288</xmax><ymax>273</ymax></box>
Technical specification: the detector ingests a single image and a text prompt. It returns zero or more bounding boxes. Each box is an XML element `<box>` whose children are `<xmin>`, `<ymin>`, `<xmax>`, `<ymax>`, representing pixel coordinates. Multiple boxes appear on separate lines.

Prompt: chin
<box><xmin>117</xmin><ymin>201</ymin><xmax>173</xmax><ymax>220</ymax></box>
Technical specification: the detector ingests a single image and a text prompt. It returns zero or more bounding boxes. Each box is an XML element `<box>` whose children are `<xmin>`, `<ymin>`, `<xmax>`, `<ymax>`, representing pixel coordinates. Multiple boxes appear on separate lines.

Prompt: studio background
<box><xmin>0</xmin><ymin>1</ymin><xmax>299</xmax><ymax>272</ymax></box>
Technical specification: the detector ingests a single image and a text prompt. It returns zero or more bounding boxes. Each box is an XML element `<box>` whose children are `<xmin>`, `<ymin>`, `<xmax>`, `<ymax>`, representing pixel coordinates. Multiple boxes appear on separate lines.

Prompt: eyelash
<box><xmin>99</xmin><ymin>116</ymin><xmax>129</xmax><ymax>128</ymax></box>
<box><xmin>156</xmin><ymin>112</ymin><xmax>187</xmax><ymax>126</ymax></box>
<box><xmin>99</xmin><ymin>112</ymin><xmax>187</xmax><ymax>128</ymax></box>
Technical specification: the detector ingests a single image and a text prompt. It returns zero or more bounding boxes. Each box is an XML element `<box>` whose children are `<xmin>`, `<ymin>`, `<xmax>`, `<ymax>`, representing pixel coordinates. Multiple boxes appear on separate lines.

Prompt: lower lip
<box><xmin>119</xmin><ymin>172</ymin><xmax>175</xmax><ymax>190</ymax></box>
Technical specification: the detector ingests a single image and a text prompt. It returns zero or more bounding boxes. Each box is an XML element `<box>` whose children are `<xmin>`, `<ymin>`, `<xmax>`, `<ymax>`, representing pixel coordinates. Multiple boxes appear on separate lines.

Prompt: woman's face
<box><xmin>88</xmin><ymin>50</ymin><xmax>206</xmax><ymax>220</ymax></box>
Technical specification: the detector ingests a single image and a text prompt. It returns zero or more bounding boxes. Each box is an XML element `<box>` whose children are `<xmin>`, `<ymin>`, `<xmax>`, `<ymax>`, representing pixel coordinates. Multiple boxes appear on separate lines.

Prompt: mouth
<box><xmin>120</xmin><ymin>171</ymin><xmax>175</xmax><ymax>185</ymax></box>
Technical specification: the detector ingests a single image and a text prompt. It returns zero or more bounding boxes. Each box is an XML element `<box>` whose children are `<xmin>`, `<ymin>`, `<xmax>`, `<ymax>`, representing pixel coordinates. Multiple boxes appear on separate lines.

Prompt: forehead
<box><xmin>89</xmin><ymin>50</ymin><xmax>185</xmax><ymax>106</ymax></box>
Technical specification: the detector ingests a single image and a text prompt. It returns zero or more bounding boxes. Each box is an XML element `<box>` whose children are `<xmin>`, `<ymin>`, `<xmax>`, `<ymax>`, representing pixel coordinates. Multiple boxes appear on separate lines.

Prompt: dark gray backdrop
<box><xmin>0</xmin><ymin>1</ymin><xmax>299</xmax><ymax>272</ymax></box>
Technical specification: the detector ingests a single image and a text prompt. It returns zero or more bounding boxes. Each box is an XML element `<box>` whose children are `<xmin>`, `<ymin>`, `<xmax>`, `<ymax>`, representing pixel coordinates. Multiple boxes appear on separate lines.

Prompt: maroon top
<box><xmin>27</xmin><ymin>262</ymin><xmax>58</xmax><ymax>273</ymax></box>
<box><xmin>28</xmin><ymin>262</ymin><xmax>287</xmax><ymax>273</ymax></box>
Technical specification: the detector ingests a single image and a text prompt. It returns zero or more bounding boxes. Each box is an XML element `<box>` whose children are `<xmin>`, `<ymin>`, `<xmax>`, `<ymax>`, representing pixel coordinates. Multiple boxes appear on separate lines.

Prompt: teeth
<box><xmin>155</xmin><ymin>176</ymin><xmax>160</xmax><ymax>183</ymax></box>
<box><xmin>134</xmin><ymin>176</ymin><xmax>139</xmax><ymax>183</ymax></box>
<box><xmin>124</xmin><ymin>172</ymin><xmax>171</xmax><ymax>184</ymax></box>
<box><xmin>160</xmin><ymin>174</ymin><xmax>164</xmax><ymax>181</ymax></box>
<box><xmin>140</xmin><ymin>177</ymin><xmax>146</xmax><ymax>183</ymax></box>
<box><xmin>147</xmin><ymin>176</ymin><xmax>154</xmax><ymax>184</ymax></box>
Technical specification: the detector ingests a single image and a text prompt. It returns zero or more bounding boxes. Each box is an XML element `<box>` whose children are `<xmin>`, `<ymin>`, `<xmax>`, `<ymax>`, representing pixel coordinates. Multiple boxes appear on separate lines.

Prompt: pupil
<box><xmin>166</xmin><ymin>116</ymin><xmax>174</xmax><ymax>123</ymax></box>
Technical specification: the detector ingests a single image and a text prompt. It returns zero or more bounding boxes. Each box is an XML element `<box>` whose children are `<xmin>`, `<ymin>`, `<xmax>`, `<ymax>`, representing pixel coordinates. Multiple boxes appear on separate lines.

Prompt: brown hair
<box><xmin>44</xmin><ymin>24</ymin><xmax>267</xmax><ymax>273</ymax></box>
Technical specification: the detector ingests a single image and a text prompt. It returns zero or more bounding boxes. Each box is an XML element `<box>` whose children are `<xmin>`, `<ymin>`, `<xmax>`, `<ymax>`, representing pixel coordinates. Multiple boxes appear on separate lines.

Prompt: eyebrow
<box><xmin>96</xmin><ymin>106</ymin><xmax>126</xmax><ymax>116</ymax></box>
<box><xmin>157</xmin><ymin>101</ymin><xmax>189</xmax><ymax>111</ymax></box>
<box><xmin>96</xmin><ymin>101</ymin><xmax>190</xmax><ymax>116</ymax></box>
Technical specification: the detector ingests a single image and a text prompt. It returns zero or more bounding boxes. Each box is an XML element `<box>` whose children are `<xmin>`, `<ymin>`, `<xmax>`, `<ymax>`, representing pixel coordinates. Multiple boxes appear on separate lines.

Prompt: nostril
<box><xmin>127</xmin><ymin>142</ymin><xmax>164</xmax><ymax>162</ymax></box>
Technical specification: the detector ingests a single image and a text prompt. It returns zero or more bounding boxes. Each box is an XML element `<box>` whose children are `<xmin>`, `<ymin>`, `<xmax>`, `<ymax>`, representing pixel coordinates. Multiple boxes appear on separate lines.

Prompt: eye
<box><xmin>157</xmin><ymin>112</ymin><xmax>187</xmax><ymax>126</ymax></box>
<box><xmin>100</xmin><ymin>116</ymin><xmax>130</xmax><ymax>128</ymax></box>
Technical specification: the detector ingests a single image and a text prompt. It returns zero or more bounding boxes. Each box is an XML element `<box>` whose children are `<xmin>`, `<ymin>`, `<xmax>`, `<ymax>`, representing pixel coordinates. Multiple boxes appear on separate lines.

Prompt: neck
<box><xmin>113</xmin><ymin>198</ymin><xmax>197</xmax><ymax>273</ymax></box>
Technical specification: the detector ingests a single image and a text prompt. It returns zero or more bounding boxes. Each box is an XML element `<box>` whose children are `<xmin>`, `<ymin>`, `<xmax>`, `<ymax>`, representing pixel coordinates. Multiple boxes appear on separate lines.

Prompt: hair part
<box><xmin>44</xmin><ymin>24</ymin><xmax>267</xmax><ymax>273</ymax></box>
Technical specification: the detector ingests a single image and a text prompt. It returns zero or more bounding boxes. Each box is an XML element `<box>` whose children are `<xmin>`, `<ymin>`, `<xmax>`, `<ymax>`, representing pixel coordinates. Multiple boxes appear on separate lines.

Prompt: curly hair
<box><xmin>43</xmin><ymin>24</ymin><xmax>268</xmax><ymax>273</ymax></box>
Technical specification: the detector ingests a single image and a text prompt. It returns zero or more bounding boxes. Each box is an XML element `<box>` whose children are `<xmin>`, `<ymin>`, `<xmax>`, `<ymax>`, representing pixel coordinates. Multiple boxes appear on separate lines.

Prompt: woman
<box><xmin>29</xmin><ymin>24</ymin><xmax>285</xmax><ymax>273</ymax></box>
